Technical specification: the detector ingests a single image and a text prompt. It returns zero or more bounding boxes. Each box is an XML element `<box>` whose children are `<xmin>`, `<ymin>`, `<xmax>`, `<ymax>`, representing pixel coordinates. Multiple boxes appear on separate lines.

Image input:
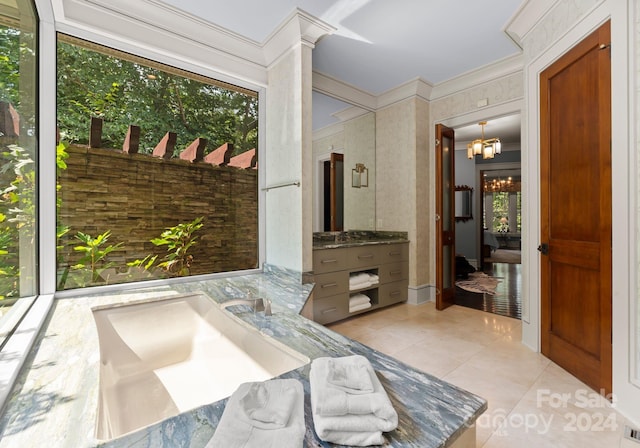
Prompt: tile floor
<box><xmin>328</xmin><ymin>302</ymin><xmax>638</xmax><ymax>448</ymax></box>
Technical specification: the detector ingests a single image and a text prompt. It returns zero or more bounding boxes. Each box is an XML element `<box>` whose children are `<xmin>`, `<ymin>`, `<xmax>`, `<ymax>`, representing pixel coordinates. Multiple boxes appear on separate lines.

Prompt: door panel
<box><xmin>540</xmin><ymin>20</ymin><xmax>611</xmax><ymax>395</ymax></box>
<box><xmin>435</xmin><ymin>124</ymin><xmax>455</xmax><ymax>310</ymax></box>
<box><xmin>329</xmin><ymin>153</ymin><xmax>344</xmax><ymax>231</ymax></box>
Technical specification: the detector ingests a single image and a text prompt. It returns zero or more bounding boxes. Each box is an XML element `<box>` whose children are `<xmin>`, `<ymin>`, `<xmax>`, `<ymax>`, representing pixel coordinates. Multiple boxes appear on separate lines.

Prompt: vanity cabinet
<box><xmin>312</xmin><ymin>242</ymin><xmax>408</xmax><ymax>324</ymax></box>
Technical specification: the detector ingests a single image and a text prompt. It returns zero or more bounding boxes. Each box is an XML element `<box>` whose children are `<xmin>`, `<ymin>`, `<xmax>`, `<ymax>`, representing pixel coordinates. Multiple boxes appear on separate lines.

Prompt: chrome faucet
<box><xmin>221</xmin><ymin>297</ymin><xmax>272</xmax><ymax>316</ymax></box>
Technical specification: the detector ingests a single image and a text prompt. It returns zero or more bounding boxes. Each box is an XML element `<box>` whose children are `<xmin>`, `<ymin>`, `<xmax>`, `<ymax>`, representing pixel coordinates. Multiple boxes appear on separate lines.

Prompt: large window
<box><xmin>489</xmin><ymin>192</ymin><xmax>521</xmax><ymax>233</ymax></box>
<box><xmin>55</xmin><ymin>36</ymin><xmax>259</xmax><ymax>290</ymax></box>
<box><xmin>0</xmin><ymin>0</ymin><xmax>38</xmax><ymax>345</ymax></box>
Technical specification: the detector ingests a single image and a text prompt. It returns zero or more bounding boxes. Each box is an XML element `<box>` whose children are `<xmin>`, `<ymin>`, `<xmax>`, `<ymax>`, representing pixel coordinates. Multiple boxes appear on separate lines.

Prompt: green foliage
<box><xmin>0</xmin><ymin>144</ymin><xmax>36</xmax><ymax>298</ymax></box>
<box><xmin>70</xmin><ymin>230</ymin><xmax>123</xmax><ymax>286</ymax></box>
<box><xmin>0</xmin><ymin>24</ymin><xmax>38</xmax><ymax>299</ymax></box>
<box><xmin>152</xmin><ymin>216</ymin><xmax>204</xmax><ymax>277</ymax></box>
<box><xmin>56</xmin><ymin>41</ymin><xmax>258</xmax><ymax>156</ymax></box>
<box><xmin>129</xmin><ymin>217</ymin><xmax>204</xmax><ymax>278</ymax></box>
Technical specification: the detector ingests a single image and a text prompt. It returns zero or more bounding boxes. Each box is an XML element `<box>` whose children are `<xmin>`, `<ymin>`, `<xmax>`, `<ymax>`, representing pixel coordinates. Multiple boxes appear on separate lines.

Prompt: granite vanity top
<box><xmin>313</xmin><ymin>230</ymin><xmax>409</xmax><ymax>249</ymax></box>
<box><xmin>0</xmin><ymin>264</ymin><xmax>486</xmax><ymax>448</ymax></box>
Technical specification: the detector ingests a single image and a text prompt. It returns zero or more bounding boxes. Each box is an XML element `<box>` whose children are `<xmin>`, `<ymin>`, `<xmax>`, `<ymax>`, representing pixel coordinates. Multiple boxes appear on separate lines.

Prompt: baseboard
<box><xmin>407</xmin><ymin>284</ymin><xmax>434</xmax><ymax>305</ymax></box>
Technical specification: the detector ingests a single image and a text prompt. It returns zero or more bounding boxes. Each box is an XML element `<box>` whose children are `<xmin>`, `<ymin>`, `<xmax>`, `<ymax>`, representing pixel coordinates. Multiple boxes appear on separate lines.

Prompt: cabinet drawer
<box><xmin>378</xmin><ymin>280</ymin><xmax>408</xmax><ymax>306</ymax></box>
<box><xmin>313</xmin><ymin>248</ymin><xmax>348</xmax><ymax>274</ymax></box>
<box><xmin>379</xmin><ymin>261</ymin><xmax>408</xmax><ymax>284</ymax></box>
<box><xmin>380</xmin><ymin>243</ymin><xmax>409</xmax><ymax>263</ymax></box>
<box><xmin>347</xmin><ymin>246</ymin><xmax>380</xmax><ymax>269</ymax></box>
<box><xmin>313</xmin><ymin>294</ymin><xmax>349</xmax><ymax>324</ymax></box>
<box><xmin>313</xmin><ymin>271</ymin><xmax>349</xmax><ymax>298</ymax></box>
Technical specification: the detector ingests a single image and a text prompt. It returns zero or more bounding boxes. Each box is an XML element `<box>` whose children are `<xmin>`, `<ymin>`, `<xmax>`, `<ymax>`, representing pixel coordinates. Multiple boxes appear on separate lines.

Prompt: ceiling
<box><xmin>160</xmin><ymin>0</ymin><xmax>524</xmax><ymax>138</ymax></box>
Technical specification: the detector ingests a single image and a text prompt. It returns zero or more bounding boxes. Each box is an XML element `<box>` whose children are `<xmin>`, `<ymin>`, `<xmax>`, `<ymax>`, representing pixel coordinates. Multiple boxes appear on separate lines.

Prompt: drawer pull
<box><xmin>322</xmin><ymin>307</ymin><xmax>337</xmax><ymax>314</ymax></box>
<box><xmin>321</xmin><ymin>259</ymin><xmax>338</xmax><ymax>264</ymax></box>
<box><xmin>389</xmin><ymin>251</ymin><xmax>401</xmax><ymax>256</ymax></box>
<box><xmin>389</xmin><ymin>291</ymin><xmax>401</xmax><ymax>297</ymax></box>
<box><xmin>321</xmin><ymin>282</ymin><xmax>337</xmax><ymax>288</ymax></box>
<box><xmin>358</xmin><ymin>254</ymin><xmax>374</xmax><ymax>259</ymax></box>
<box><xmin>390</xmin><ymin>270</ymin><xmax>402</xmax><ymax>276</ymax></box>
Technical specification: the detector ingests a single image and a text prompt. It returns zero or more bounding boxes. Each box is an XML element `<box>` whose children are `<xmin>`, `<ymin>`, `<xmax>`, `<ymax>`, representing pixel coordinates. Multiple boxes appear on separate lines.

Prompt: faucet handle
<box><xmin>253</xmin><ymin>297</ymin><xmax>265</xmax><ymax>312</ymax></box>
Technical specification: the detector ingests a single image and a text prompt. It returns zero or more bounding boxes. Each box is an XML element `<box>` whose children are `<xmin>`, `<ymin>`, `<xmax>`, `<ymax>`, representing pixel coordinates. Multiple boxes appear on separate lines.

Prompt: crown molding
<box><xmin>332</xmin><ymin>106</ymin><xmax>371</xmax><ymax>122</ymax></box>
<box><xmin>503</xmin><ymin>0</ymin><xmax>559</xmax><ymax>47</ymax></box>
<box><xmin>54</xmin><ymin>1</ymin><xmax>334</xmax><ymax>88</ymax></box>
<box><xmin>312</xmin><ymin>121</ymin><xmax>344</xmax><ymax>141</ymax></box>
<box><xmin>376</xmin><ymin>77</ymin><xmax>433</xmax><ymax>109</ymax></box>
<box><xmin>312</xmin><ymin>71</ymin><xmax>377</xmax><ymax>111</ymax></box>
<box><xmin>263</xmin><ymin>8</ymin><xmax>335</xmax><ymax>67</ymax></box>
<box><xmin>56</xmin><ymin>0</ymin><xmax>269</xmax><ymax>85</ymax></box>
<box><xmin>430</xmin><ymin>53</ymin><xmax>523</xmax><ymax>101</ymax></box>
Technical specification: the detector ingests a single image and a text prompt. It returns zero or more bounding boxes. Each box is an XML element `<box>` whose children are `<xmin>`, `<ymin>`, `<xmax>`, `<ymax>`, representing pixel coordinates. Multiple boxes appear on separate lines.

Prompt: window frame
<box><xmin>0</xmin><ymin>0</ymin><xmax>267</xmax><ymax>412</ymax></box>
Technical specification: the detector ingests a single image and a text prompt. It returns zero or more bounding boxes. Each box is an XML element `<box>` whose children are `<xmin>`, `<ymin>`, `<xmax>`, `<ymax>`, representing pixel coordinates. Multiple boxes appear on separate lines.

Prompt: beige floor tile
<box><xmin>392</xmin><ymin>342</ymin><xmax>464</xmax><ymax>378</ymax></box>
<box><xmin>327</xmin><ymin>301</ymin><xmax>636</xmax><ymax>448</ymax></box>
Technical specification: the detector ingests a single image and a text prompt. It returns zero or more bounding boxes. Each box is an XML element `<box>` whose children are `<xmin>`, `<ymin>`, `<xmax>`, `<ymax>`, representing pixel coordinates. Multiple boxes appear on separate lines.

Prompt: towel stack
<box><xmin>349</xmin><ymin>293</ymin><xmax>371</xmax><ymax>313</ymax></box>
<box><xmin>310</xmin><ymin>355</ymin><xmax>398</xmax><ymax>446</ymax></box>
<box><xmin>349</xmin><ymin>272</ymin><xmax>379</xmax><ymax>290</ymax></box>
<box><xmin>206</xmin><ymin>379</ymin><xmax>305</xmax><ymax>448</ymax></box>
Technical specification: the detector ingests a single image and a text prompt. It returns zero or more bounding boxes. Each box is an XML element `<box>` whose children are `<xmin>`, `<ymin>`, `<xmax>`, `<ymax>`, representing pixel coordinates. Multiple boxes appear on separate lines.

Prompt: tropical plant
<box><xmin>70</xmin><ymin>230</ymin><xmax>123</xmax><ymax>286</ymax></box>
<box><xmin>129</xmin><ymin>217</ymin><xmax>204</xmax><ymax>278</ymax></box>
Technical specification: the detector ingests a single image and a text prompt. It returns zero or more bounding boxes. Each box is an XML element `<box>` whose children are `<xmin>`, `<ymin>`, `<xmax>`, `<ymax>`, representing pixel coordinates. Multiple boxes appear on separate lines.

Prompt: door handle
<box><xmin>537</xmin><ymin>243</ymin><xmax>549</xmax><ymax>255</ymax></box>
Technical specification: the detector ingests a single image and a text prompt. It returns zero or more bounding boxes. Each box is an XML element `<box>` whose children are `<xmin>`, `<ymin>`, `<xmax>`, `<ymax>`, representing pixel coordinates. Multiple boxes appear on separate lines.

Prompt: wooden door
<box><xmin>330</xmin><ymin>153</ymin><xmax>344</xmax><ymax>231</ymax></box>
<box><xmin>435</xmin><ymin>124</ymin><xmax>455</xmax><ymax>310</ymax></box>
<box><xmin>540</xmin><ymin>21</ymin><xmax>611</xmax><ymax>395</ymax></box>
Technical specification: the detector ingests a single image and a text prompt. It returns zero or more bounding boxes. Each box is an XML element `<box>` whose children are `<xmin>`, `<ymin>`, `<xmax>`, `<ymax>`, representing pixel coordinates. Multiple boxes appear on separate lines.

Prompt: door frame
<box><xmin>432</xmin><ymin>102</ymin><xmax>523</xmax><ymax>300</ymax></box>
<box><xmin>435</xmin><ymin>124</ymin><xmax>456</xmax><ymax>310</ymax></box>
<box><xmin>314</xmin><ymin>149</ymin><xmax>343</xmax><ymax>232</ymax></box>
<box><xmin>522</xmin><ymin>4</ymin><xmax>639</xmax><ymax>420</ymax></box>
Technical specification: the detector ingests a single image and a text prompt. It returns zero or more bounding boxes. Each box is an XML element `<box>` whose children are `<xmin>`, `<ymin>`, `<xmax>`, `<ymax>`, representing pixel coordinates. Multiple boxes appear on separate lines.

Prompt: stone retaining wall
<box><xmin>57</xmin><ymin>145</ymin><xmax>258</xmax><ymax>280</ymax></box>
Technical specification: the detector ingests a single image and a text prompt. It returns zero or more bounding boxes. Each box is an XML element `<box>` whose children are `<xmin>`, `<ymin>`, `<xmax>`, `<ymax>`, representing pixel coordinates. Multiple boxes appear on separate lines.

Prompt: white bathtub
<box><xmin>92</xmin><ymin>293</ymin><xmax>310</xmax><ymax>440</ymax></box>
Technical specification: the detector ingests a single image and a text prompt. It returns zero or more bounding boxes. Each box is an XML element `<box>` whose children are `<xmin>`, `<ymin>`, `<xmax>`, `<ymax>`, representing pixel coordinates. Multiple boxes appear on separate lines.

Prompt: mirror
<box><xmin>455</xmin><ymin>185</ymin><xmax>473</xmax><ymax>222</ymax></box>
<box><xmin>312</xmin><ymin>91</ymin><xmax>376</xmax><ymax>231</ymax></box>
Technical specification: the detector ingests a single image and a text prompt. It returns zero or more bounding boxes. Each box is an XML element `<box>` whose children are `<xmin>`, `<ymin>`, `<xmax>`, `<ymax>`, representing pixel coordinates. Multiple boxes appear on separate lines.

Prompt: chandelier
<box><xmin>483</xmin><ymin>176</ymin><xmax>521</xmax><ymax>192</ymax></box>
<box><xmin>467</xmin><ymin>121</ymin><xmax>501</xmax><ymax>160</ymax></box>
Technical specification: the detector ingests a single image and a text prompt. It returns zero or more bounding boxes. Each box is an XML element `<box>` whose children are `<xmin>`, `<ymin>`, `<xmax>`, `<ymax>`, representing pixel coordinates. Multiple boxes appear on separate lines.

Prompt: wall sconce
<box><xmin>352</xmin><ymin>163</ymin><xmax>368</xmax><ymax>188</ymax></box>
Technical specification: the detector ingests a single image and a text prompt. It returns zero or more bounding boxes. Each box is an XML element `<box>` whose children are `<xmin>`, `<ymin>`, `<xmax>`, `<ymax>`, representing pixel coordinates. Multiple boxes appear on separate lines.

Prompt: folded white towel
<box><xmin>239</xmin><ymin>381</ymin><xmax>297</xmax><ymax>429</ymax></box>
<box><xmin>326</xmin><ymin>356</ymin><xmax>374</xmax><ymax>394</ymax></box>
<box><xmin>367</xmin><ymin>273</ymin><xmax>379</xmax><ymax>284</ymax></box>
<box><xmin>349</xmin><ymin>294</ymin><xmax>371</xmax><ymax>307</ymax></box>
<box><xmin>349</xmin><ymin>272</ymin><xmax>370</xmax><ymax>284</ymax></box>
<box><xmin>349</xmin><ymin>302</ymin><xmax>372</xmax><ymax>313</ymax></box>
<box><xmin>349</xmin><ymin>280</ymin><xmax>372</xmax><ymax>291</ymax></box>
<box><xmin>314</xmin><ymin>359</ymin><xmax>396</xmax><ymax>419</ymax></box>
<box><xmin>349</xmin><ymin>273</ymin><xmax>373</xmax><ymax>290</ymax></box>
<box><xmin>310</xmin><ymin>356</ymin><xmax>398</xmax><ymax>446</ymax></box>
<box><xmin>206</xmin><ymin>379</ymin><xmax>304</xmax><ymax>448</ymax></box>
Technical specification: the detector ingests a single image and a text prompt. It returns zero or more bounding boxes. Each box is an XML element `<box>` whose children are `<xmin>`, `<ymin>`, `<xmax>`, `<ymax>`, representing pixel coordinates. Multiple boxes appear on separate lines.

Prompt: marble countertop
<box><xmin>0</xmin><ymin>264</ymin><xmax>486</xmax><ymax>448</ymax></box>
<box><xmin>313</xmin><ymin>230</ymin><xmax>409</xmax><ymax>250</ymax></box>
<box><xmin>313</xmin><ymin>239</ymin><xmax>409</xmax><ymax>250</ymax></box>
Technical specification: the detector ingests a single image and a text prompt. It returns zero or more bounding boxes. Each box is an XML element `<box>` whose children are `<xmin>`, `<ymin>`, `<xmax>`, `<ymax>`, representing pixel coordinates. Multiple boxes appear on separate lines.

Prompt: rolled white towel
<box><xmin>206</xmin><ymin>379</ymin><xmax>304</xmax><ymax>448</ymax></box>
